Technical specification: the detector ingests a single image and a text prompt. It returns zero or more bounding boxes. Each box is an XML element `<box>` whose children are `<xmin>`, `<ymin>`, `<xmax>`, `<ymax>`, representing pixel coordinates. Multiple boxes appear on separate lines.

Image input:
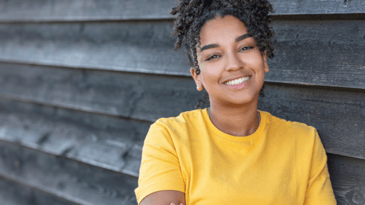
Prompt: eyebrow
<box><xmin>199</xmin><ymin>33</ymin><xmax>251</xmax><ymax>53</ymax></box>
<box><xmin>200</xmin><ymin>44</ymin><xmax>219</xmax><ymax>53</ymax></box>
<box><xmin>235</xmin><ymin>33</ymin><xmax>251</xmax><ymax>43</ymax></box>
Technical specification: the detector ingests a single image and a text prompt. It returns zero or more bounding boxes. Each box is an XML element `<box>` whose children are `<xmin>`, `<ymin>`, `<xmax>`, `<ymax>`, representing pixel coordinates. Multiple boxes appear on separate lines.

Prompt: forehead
<box><xmin>199</xmin><ymin>15</ymin><xmax>248</xmax><ymax>46</ymax></box>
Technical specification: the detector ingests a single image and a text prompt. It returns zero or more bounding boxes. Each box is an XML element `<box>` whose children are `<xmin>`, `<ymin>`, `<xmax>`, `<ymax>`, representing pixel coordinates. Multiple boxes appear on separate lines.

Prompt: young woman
<box><xmin>135</xmin><ymin>0</ymin><xmax>336</xmax><ymax>204</ymax></box>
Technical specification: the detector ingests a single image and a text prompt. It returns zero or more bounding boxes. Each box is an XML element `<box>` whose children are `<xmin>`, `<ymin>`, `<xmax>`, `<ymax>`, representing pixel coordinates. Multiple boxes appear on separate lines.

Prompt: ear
<box><xmin>190</xmin><ymin>68</ymin><xmax>204</xmax><ymax>91</ymax></box>
<box><xmin>262</xmin><ymin>51</ymin><xmax>269</xmax><ymax>73</ymax></box>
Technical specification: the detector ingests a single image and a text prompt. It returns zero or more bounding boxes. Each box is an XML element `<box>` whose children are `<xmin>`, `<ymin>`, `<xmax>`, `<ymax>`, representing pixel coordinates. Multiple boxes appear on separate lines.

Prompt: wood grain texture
<box><xmin>0</xmin><ymin>21</ymin><xmax>189</xmax><ymax>75</ymax></box>
<box><xmin>258</xmin><ymin>83</ymin><xmax>365</xmax><ymax>160</ymax></box>
<box><xmin>0</xmin><ymin>63</ymin><xmax>364</xmax><ymax>160</ymax></box>
<box><xmin>327</xmin><ymin>154</ymin><xmax>365</xmax><ymax>205</ymax></box>
<box><xmin>272</xmin><ymin>0</ymin><xmax>365</xmax><ymax>15</ymax></box>
<box><xmin>0</xmin><ymin>0</ymin><xmax>178</xmax><ymax>22</ymax></box>
<box><xmin>1</xmin><ymin>125</ymin><xmax>364</xmax><ymax>205</ymax></box>
<box><xmin>265</xmin><ymin>19</ymin><xmax>365</xmax><ymax>89</ymax></box>
<box><xmin>0</xmin><ymin>175</ymin><xmax>76</xmax><ymax>205</ymax></box>
<box><xmin>0</xmin><ymin>100</ymin><xmax>364</xmax><ymax>205</ymax></box>
<box><xmin>0</xmin><ymin>98</ymin><xmax>149</xmax><ymax>177</ymax></box>
<box><xmin>0</xmin><ymin>141</ymin><xmax>138</xmax><ymax>205</ymax></box>
<box><xmin>0</xmin><ymin>129</ymin><xmax>363</xmax><ymax>205</ymax></box>
<box><xmin>0</xmin><ymin>100</ymin><xmax>365</xmax><ymax>205</ymax></box>
<box><xmin>0</xmin><ymin>0</ymin><xmax>364</xmax><ymax>22</ymax></box>
<box><xmin>0</xmin><ymin>20</ymin><xmax>364</xmax><ymax>89</ymax></box>
<box><xmin>0</xmin><ymin>63</ymin><xmax>199</xmax><ymax>122</ymax></box>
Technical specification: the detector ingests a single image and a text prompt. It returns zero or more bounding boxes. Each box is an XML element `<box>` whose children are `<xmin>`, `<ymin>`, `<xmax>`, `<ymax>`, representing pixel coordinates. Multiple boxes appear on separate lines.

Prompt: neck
<box><xmin>208</xmin><ymin>99</ymin><xmax>260</xmax><ymax>137</ymax></box>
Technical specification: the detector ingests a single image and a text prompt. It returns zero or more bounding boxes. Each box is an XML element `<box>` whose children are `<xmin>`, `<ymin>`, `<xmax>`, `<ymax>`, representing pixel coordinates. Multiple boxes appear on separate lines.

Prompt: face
<box><xmin>191</xmin><ymin>15</ymin><xmax>269</xmax><ymax>107</ymax></box>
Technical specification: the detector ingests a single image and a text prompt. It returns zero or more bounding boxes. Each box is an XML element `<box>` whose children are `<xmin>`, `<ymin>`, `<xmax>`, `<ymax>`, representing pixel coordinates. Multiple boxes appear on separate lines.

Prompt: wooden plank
<box><xmin>0</xmin><ymin>141</ymin><xmax>138</xmax><ymax>205</ymax></box>
<box><xmin>327</xmin><ymin>154</ymin><xmax>365</xmax><ymax>205</ymax></box>
<box><xmin>0</xmin><ymin>19</ymin><xmax>364</xmax><ymax>89</ymax></box>
<box><xmin>0</xmin><ymin>63</ymin><xmax>199</xmax><ymax>122</ymax></box>
<box><xmin>0</xmin><ymin>98</ymin><xmax>150</xmax><ymax>177</ymax></box>
<box><xmin>0</xmin><ymin>130</ymin><xmax>363</xmax><ymax>205</ymax></box>
<box><xmin>258</xmin><ymin>83</ymin><xmax>365</xmax><ymax>160</ymax></box>
<box><xmin>266</xmin><ymin>19</ymin><xmax>365</xmax><ymax>89</ymax></box>
<box><xmin>0</xmin><ymin>63</ymin><xmax>364</xmax><ymax>160</ymax></box>
<box><xmin>0</xmin><ymin>103</ymin><xmax>364</xmax><ymax>205</ymax></box>
<box><xmin>0</xmin><ymin>0</ymin><xmax>177</xmax><ymax>22</ymax></box>
<box><xmin>0</xmin><ymin>21</ymin><xmax>190</xmax><ymax>76</ymax></box>
<box><xmin>0</xmin><ymin>175</ymin><xmax>77</xmax><ymax>205</ymax></box>
<box><xmin>0</xmin><ymin>0</ymin><xmax>363</xmax><ymax>22</ymax></box>
<box><xmin>272</xmin><ymin>0</ymin><xmax>365</xmax><ymax>15</ymax></box>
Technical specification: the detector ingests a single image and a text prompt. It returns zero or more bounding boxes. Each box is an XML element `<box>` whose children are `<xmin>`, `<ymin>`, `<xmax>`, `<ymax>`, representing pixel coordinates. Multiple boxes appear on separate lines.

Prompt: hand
<box><xmin>170</xmin><ymin>203</ymin><xmax>184</xmax><ymax>205</ymax></box>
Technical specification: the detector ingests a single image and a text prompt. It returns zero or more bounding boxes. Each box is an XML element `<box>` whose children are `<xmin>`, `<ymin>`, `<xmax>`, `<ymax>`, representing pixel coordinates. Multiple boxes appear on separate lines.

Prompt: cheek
<box><xmin>201</xmin><ymin>64</ymin><xmax>221</xmax><ymax>82</ymax></box>
<box><xmin>199</xmin><ymin>63</ymin><xmax>205</xmax><ymax>73</ymax></box>
<box><xmin>198</xmin><ymin>64</ymin><xmax>206</xmax><ymax>83</ymax></box>
<box><xmin>245</xmin><ymin>54</ymin><xmax>264</xmax><ymax>68</ymax></box>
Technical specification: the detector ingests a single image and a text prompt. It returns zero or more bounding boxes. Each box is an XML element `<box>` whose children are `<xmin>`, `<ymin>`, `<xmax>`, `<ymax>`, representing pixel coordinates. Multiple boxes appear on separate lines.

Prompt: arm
<box><xmin>135</xmin><ymin>121</ymin><xmax>186</xmax><ymax>204</ymax></box>
<box><xmin>140</xmin><ymin>190</ymin><xmax>185</xmax><ymax>205</ymax></box>
<box><xmin>304</xmin><ymin>131</ymin><xmax>336</xmax><ymax>204</ymax></box>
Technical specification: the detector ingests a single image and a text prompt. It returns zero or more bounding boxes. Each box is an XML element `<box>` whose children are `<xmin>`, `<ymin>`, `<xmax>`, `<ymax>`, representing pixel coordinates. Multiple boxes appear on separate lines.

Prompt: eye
<box><xmin>239</xmin><ymin>46</ymin><xmax>254</xmax><ymax>52</ymax></box>
<box><xmin>205</xmin><ymin>54</ymin><xmax>221</xmax><ymax>62</ymax></box>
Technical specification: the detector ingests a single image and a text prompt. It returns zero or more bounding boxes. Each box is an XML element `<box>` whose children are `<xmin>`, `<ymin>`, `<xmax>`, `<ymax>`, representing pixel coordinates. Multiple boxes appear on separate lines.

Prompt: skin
<box><xmin>192</xmin><ymin>15</ymin><xmax>269</xmax><ymax>137</ymax></box>
<box><xmin>140</xmin><ymin>15</ymin><xmax>269</xmax><ymax>205</ymax></box>
<box><xmin>140</xmin><ymin>190</ymin><xmax>185</xmax><ymax>205</ymax></box>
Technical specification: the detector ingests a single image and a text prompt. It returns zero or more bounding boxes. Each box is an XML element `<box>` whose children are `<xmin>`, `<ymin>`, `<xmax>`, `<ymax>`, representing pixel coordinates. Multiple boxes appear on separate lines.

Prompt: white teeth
<box><xmin>225</xmin><ymin>77</ymin><xmax>250</xmax><ymax>85</ymax></box>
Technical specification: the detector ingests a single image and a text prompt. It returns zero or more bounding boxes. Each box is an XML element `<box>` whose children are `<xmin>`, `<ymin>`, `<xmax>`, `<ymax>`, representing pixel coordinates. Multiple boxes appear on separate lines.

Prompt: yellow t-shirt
<box><xmin>135</xmin><ymin>109</ymin><xmax>336</xmax><ymax>205</ymax></box>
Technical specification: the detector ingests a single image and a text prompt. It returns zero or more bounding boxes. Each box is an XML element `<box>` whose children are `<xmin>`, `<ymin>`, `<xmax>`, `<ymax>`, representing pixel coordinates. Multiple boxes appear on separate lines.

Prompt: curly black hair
<box><xmin>171</xmin><ymin>0</ymin><xmax>274</xmax><ymax>75</ymax></box>
<box><xmin>170</xmin><ymin>0</ymin><xmax>274</xmax><ymax>108</ymax></box>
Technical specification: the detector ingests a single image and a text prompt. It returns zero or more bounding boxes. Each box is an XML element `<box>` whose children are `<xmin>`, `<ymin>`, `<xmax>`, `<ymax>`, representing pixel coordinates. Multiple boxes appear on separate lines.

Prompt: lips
<box><xmin>224</xmin><ymin>76</ymin><xmax>250</xmax><ymax>86</ymax></box>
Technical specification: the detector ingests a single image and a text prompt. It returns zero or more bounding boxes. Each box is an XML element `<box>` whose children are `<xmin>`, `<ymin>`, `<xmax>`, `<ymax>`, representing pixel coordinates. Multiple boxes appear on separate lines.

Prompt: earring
<box><xmin>197</xmin><ymin>83</ymin><xmax>202</xmax><ymax>91</ymax></box>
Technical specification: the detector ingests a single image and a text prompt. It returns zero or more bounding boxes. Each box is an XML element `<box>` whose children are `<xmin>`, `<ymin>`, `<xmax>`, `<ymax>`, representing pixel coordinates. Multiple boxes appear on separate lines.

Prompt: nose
<box><xmin>225</xmin><ymin>52</ymin><xmax>244</xmax><ymax>72</ymax></box>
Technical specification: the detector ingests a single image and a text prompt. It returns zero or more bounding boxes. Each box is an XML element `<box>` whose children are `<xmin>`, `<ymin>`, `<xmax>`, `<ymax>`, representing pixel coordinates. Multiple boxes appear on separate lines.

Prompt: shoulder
<box><xmin>261</xmin><ymin>111</ymin><xmax>322</xmax><ymax>159</ymax></box>
<box><xmin>153</xmin><ymin>109</ymin><xmax>204</xmax><ymax>132</ymax></box>
<box><xmin>145</xmin><ymin>109</ymin><xmax>205</xmax><ymax>143</ymax></box>
<box><xmin>261</xmin><ymin>111</ymin><xmax>318</xmax><ymax>141</ymax></box>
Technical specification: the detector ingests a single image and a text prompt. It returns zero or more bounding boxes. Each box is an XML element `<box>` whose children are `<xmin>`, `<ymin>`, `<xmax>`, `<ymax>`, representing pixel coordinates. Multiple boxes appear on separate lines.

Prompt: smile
<box><xmin>224</xmin><ymin>76</ymin><xmax>250</xmax><ymax>86</ymax></box>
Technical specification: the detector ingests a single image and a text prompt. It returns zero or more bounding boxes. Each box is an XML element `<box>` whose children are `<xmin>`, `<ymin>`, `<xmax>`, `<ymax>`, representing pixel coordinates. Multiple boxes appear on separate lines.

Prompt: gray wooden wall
<box><xmin>0</xmin><ymin>0</ymin><xmax>364</xmax><ymax>204</ymax></box>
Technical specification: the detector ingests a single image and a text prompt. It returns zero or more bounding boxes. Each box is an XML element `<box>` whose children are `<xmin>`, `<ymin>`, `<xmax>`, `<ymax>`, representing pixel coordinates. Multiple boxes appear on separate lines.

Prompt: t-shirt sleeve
<box><xmin>304</xmin><ymin>131</ymin><xmax>337</xmax><ymax>205</ymax></box>
<box><xmin>134</xmin><ymin>121</ymin><xmax>185</xmax><ymax>204</ymax></box>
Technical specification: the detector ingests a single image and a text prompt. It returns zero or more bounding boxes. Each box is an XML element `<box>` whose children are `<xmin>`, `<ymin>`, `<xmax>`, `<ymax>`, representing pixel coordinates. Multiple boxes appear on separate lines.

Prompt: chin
<box><xmin>221</xmin><ymin>97</ymin><xmax>258</xmax><ymax>107</ymax></box>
